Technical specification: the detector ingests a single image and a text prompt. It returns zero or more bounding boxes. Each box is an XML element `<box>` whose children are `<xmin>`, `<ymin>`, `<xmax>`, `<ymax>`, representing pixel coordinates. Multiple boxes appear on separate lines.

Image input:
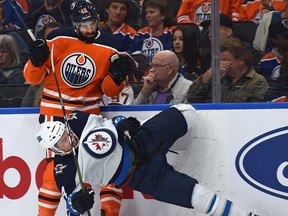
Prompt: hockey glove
<box><xmin>67</xmin><ymin>188</ymin><xmax>95</xmax><ymax>215</ymax></box>
<box><xmin>112</xmin><ymin>115</ymin><xmax>127</xmax><ymax>129</ymax></box>
<box><xmin>117</xmin><ymin>117</ymin><xmax>141</xmax><ymax>144</ymax></box>
<box><xmin>109</xmin><ymin>54</ymin><xmax>131</xmax><ymax>86</ymax></box>
<box><xmin>29</xmin><ymin>39</ymin><xmax>50</xmax><ymax>67</ymax></box>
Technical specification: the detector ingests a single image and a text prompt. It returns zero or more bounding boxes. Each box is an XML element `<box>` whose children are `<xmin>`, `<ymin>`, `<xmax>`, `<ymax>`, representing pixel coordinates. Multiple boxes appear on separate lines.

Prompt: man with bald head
<box><xmin>134</xmin><ymin>50</ymin><xmax>192</xmax><ymax>104</ymax></box>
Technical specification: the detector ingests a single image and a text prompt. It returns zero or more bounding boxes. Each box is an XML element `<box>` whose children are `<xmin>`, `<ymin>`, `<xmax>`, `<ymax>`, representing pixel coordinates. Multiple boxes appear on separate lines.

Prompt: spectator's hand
<box><xmin>141</xmin><ymin>72</ymin><xmax>157</xmax><ymax>96</ymax></box>
<box><xmin>29</xmin><ymin>39</ymin><xmax>50</xmax><ymax>67</ymax></box>
<box><xmin>109</xmin><ymin>54</ymin><xmax>131</xmax><ymax>86</ymax></box>
<box><xmin>220</xmin><ymin>60</ymin><xmax>232</xmax><ymax>77</ymax></box>
<box><xmin>67</xmin><ymin>188</ymin><xmax>95</xmax><ymax>215</ymax></box>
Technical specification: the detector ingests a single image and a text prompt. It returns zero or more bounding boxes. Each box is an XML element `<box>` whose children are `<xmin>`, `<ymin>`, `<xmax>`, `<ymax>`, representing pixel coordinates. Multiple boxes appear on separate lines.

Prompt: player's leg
<box><xmin>38</xmin><ymin>160</ymin><xmax>62</xmax><ymax>216</ymax></box>
<box><xmin>100</xmin><ymin>184</ymin><xmax>122</xmax><ymax>216</ymax></box>
<box><xmin>126</xmin><ymin>155</ymin><xmax>253</xmax><ymax>216</ymax></box>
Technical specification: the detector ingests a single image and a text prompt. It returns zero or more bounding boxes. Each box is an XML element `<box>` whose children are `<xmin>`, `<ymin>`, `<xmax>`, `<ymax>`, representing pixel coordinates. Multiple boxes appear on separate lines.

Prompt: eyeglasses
<box><xmin>150</xmin><ymin>63</ymin><xmax>171</xmax><ymax>70</ymax></box>
<box><xmin>0</xmin><ymin>50</ymin><xmax>10</xmax><ymax>55</ymax></box>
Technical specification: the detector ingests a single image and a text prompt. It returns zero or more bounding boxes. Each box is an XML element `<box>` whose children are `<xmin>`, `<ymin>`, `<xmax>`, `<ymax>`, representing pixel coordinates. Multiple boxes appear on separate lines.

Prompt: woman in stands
<box><xmin>128</xmin><ymin>0</ymin><xmax>177</xmax><ymax>64</ymax></box>
<box><xmin>0</xmin><ymin>34</ymin><xmax>25</xmax><ymax>84</ymax></box>
<box><xmin>172</xmin><ymin>23</ymin><xmax>204</xmax><ymax>81</ymax></box>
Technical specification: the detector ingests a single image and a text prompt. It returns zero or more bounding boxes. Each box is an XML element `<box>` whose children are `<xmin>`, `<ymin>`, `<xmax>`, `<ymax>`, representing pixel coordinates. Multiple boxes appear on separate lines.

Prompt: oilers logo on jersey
<box><xmin>61</xmin><ymin>53</ymin><xmax>96</xmax><ymax>88</ymax></box>
<box><xmin>195</xmin><ymin>3</ymin><xmax>211</xmax><ymax>23</ymax></box>
<box><xmin>83</xmin><ymin>129</ymin><xmax>116</xmax><ymax>158</ymax></box>
<box><xmin>142</xmin><ymin>38</ymin><xmax>163</xmax><ymax>63</ymax></box>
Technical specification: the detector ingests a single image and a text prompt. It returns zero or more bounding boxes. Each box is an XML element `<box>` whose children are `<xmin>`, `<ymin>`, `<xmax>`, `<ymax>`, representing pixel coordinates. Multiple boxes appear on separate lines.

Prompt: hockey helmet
<box><xmin>36</xmin><ymin>121</ymin><xmax>68</xmax><ymax>155</ymax></box>
<box><xmin>70</xmin><ymin>0</ymin><xmax>99</xmax><ymax>23</ymax></box>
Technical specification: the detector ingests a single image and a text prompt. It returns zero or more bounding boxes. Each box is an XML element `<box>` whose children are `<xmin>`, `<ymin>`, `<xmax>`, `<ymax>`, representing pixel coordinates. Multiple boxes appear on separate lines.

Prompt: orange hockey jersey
<box><xmin>24</xmin><ymin>29</ymin><xmax>124</xmax><ymax>117</ymax></box>
<box><xmin>238</xmin><ymin>0</ymin><xmax>285</xmax><ymax>24</ymax></box>
<box><xmin>176</xmin><ymin>0</ymin><xmax>243</xmax><ymax>24</ymax></box>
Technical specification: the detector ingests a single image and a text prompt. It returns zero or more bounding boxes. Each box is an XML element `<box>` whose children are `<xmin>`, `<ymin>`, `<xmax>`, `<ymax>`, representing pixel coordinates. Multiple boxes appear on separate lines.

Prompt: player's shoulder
<box><xmin>46</xmin><ymin>27</ymin><xmax>77</xmax><ymax>40</ymax></box>
<box><xmin>95</xmin><ymin>31</ymin><xmax>126</xmax><ymax>51</ymax></box>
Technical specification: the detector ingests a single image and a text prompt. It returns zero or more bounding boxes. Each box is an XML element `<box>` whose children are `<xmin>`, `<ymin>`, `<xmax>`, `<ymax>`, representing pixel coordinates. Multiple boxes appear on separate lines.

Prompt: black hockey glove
<box><xmin>109</xmin><ymin>54</ymin><xmax>131</xmax><ymax>86</ymax></box>
<box><xmin>117</xmin><ymin>117</ymin><xmax>141</xmax><ymax>144</ymax></box>
<box><xmin>67</xmin><ymin>188</ymin><xmax>95</xmax><ymax>215</ymax></box>
<box><xmin>29</xmin><ymin>39</ymin><xmax>50</xmax><ymax>67</ymax></box>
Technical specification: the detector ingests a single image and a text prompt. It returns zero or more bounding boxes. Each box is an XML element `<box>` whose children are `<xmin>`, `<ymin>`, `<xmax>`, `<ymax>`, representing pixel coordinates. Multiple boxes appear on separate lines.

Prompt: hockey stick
<box><xmin>6</xmin><ymin>0</ymin><xmax>36</xmax><ymax>41</ymax></box>
<box><xmin>51</xmin><ymin>44</ymin><xmax>91</xmax><ymax>216</ymax></box>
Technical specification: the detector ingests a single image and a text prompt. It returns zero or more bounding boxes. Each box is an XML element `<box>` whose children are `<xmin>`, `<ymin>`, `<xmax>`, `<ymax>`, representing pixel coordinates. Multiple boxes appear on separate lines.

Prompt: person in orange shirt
<box><xmin>23</xmin><ymin>0</ymin><xmax>131</xmax><ymax>215</ymax></box>
<box><xmin>176</xmin><ymin>0</ymin><xmax>243</xmax><ymax>24</ymax></box>
<box><xmin>239</xmin><ymin>0</ymin><xmax>286</xmax><ymax>24</ymax></box>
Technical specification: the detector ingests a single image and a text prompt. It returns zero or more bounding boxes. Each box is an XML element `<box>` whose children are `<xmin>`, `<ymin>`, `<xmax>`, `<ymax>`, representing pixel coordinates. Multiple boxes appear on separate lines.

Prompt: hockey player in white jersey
<box><xmin>36</xmin><ymin>104</ymin><xmax>259</xmax><ymax>216</ymax></box>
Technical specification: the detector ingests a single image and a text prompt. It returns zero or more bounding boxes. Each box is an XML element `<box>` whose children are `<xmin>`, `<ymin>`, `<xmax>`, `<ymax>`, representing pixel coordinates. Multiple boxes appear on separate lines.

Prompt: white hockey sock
<box><xmin>191</xmin><ymin>184</ymin><xmax>250</xmax><ymax>216</ymax></box>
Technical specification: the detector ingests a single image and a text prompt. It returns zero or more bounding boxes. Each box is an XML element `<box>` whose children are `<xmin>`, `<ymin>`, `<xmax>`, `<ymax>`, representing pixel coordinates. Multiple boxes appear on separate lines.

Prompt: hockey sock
<box><xmin>191</xmin><ymin>184</ymin><xmax>251</xmax><ymax>216</ymax></box>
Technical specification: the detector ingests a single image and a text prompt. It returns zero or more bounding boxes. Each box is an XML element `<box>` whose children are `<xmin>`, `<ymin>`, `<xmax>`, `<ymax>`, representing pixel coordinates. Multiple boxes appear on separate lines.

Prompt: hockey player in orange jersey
<box><xmin>23</xmin><ymin>0</ymin><xmax>131</xmax><ymax>215</ymax></box>
<box><xmin>176</xmin><ymin>0</ymin><xmax>243</xmax><ymax>24</ymax></box>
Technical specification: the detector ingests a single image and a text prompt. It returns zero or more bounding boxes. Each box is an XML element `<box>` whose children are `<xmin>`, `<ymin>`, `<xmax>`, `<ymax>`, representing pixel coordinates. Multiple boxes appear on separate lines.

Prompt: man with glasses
<box><xmin>24</xmin><ymin>0</ymin><xmax>131</xmax><ymax>215</ymax></box>
<box><xmin>133</xmin><ymin>50</ymin><xmax>192</xmax><ymax>104</ymax></box>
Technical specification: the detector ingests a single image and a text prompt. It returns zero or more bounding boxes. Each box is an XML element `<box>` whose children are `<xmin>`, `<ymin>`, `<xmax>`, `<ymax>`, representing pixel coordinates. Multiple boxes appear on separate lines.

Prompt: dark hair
<box><xmin>37</xmin><ymin>22</ymin><xmax>63</xmax><ymax>38</ymax></box>
<box><xmin>145</xmin><ymin>0</ymin><xmax>176</xmax><ymax>27</ymax></box>
<box><xmin>106</xmin><ymin>0</ymin><xmax>130</xmax><ymax>13</ymax></box>
<box><xmin>173</xmin><ymin>23</ymin><xmax>200</xmax><ymax>73</ymax></box>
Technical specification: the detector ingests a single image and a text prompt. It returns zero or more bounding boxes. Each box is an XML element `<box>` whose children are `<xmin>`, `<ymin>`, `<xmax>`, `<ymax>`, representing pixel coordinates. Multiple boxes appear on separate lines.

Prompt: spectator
<box><xmin>176</xmin><ymin>0</ymin><xmax>243</xmax><ymax>24</ymax></box>
<box><xmin>200</xmin><ymin>14</ymin><xmax>235</xmax><ymax>72</ymax></box>
<box><xmin>27</xmin><ymin>0</ymin><xmax>73</xmax><ymax>37</ymax></box>
<box><xmin>37</xmin><ymin>21</ymin><xmax>63</xmax><ymax>39</ymax></box>
<box><xmin>35</xmin><ymin>105</ymin><xmax>259</xmax><ymax>216</ymax></box>
<box><xmin>0</xmin><ymin>3</ymin><xmax>30</xmax><ymax>67</ymax></box>
<box><xmin>103</xmin><ymin>0</ymin><xmax>137</xmax><ymax>51</ymax></box>
<box><xmin>239</xmin><ymin>0</ymin><xmax>285</xmax><ymax>24</ymax></box>
<box><xmin>200</xmin><ymin>13</ymin><xmax>264</xmax><ymax>71</ymax></box>
<box><xmin>172</xmin><ymin>23</ymin><xmax>204</xmax><ymax>81</ymax></box>
<box><xmin>253</xmin><ymin>0</ymin><xmax>288</xmax><ymax>53</ymax></box>
<box><xmin>187</xmin><ymin>38</ymin><xmax>269</xmax><ymax>103</ymax></box>
<box><xmin>256</xmin><ymin>18</ymin><xmax>288</xmax><ymax>100</ymax></box>
<box><xmin>2</xmin><ymin>0</ymin><xmax>29</xmax><ymax>28</ymax></box>
<box><xmin>134</xmin><ymin>50</ymin><xmax>192</xmax><ymax>104</ymax></box>
<box><xmin>128</xmin><ymin>0</ymin><xmax>177</xmax><ymax>64</ymax></box>
<box><xmin>0</xmin><ymin>35</ymin><xmax>25</xmax><ymax>84</ymax></box>
<box><xmin>23</xmin><ymin>0</ymin><xmax>131</xmax><ymax>215</ymax></box>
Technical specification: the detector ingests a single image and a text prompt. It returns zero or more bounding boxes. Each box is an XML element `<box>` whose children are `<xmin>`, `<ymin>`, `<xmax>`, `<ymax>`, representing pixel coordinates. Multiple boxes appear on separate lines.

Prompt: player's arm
<box><xmin>23</xmin><ymin>39</ymin><xmax>50</xmax><ymax>84</ymax></box>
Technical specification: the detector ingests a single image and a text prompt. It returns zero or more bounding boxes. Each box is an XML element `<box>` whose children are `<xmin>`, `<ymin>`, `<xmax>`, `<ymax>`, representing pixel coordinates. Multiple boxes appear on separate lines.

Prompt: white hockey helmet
<box><xmin>36</xmin><ymin>121</ymin><xmax>67</xmax><ymax>155</ymax></box>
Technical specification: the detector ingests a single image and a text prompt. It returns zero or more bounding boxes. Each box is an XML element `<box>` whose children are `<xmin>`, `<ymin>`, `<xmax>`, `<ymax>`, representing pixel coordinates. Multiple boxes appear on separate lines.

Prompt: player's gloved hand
<box><xmin>29</xmin><ymin>39</ymin><xmax>50</xmax><ymax>66</ymax></box>
<box><xmin>67</xmin><ymin>188</ymin><xmax>95</xmax><ymax>215</ymax></box>
<box><xmin>112</xmin><ymin>115</ymin><xmax>127</xmax><ymax>129</ymax></box>
<box><xmin>109</xmin><ymin>53</ymin><xmax>131</xmax><ymax>86</ymax></box>
<box><xmin>117</xmin><ymin>117</ymin><xmax>141</xmax><ymax>143</ymax></box>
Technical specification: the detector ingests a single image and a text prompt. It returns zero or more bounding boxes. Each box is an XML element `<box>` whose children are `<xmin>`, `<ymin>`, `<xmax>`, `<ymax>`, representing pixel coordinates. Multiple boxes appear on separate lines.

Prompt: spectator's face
<box><xmin>173</xmin><ymin>29</ymin><xmax>184</xmax><ymax>54</ymax></box>
<box><xmin>208</xmin><ymin>26</ymin><xmax>233</xmax><ymax>43</ymax></box>
<box><xmin>150</xmin><ymin>54</ymin><xmax>172</xmax><ymax>84</ymax></box>
<box><xmin>0</xmin><ymin>49</ymin><xmax>10</xmax><ymax>67</ymax></box>
<box><xmin>220</xmin><ymin>51</ymin><xmax>243</xmax><ymax>78</ymax></box>
<box><xmin>106</xmin><ymin>2</ymin><xmax>128</xmax><ymax>25</ymax></box>
<box><xmin>146</xmin><ymin>7</ymin><xmax>163</xmax><ymax>28</ymax></box>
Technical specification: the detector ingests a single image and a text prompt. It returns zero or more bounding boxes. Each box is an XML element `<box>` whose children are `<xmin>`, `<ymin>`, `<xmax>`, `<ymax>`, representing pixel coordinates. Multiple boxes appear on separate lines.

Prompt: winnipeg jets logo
<box><xmin>83</xmin><ymin>129</ymin><xmax>116</xmax><ymax>158</ymax></box>
<box><xmin>54</xmin><ymin>164</ymin><xmax>67</xmax><ymax>175</ymax></box>
<box><xmin>91</xmin><ymin>134</ymin><xmax>111</xmax><ymax>151</ymax></box>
